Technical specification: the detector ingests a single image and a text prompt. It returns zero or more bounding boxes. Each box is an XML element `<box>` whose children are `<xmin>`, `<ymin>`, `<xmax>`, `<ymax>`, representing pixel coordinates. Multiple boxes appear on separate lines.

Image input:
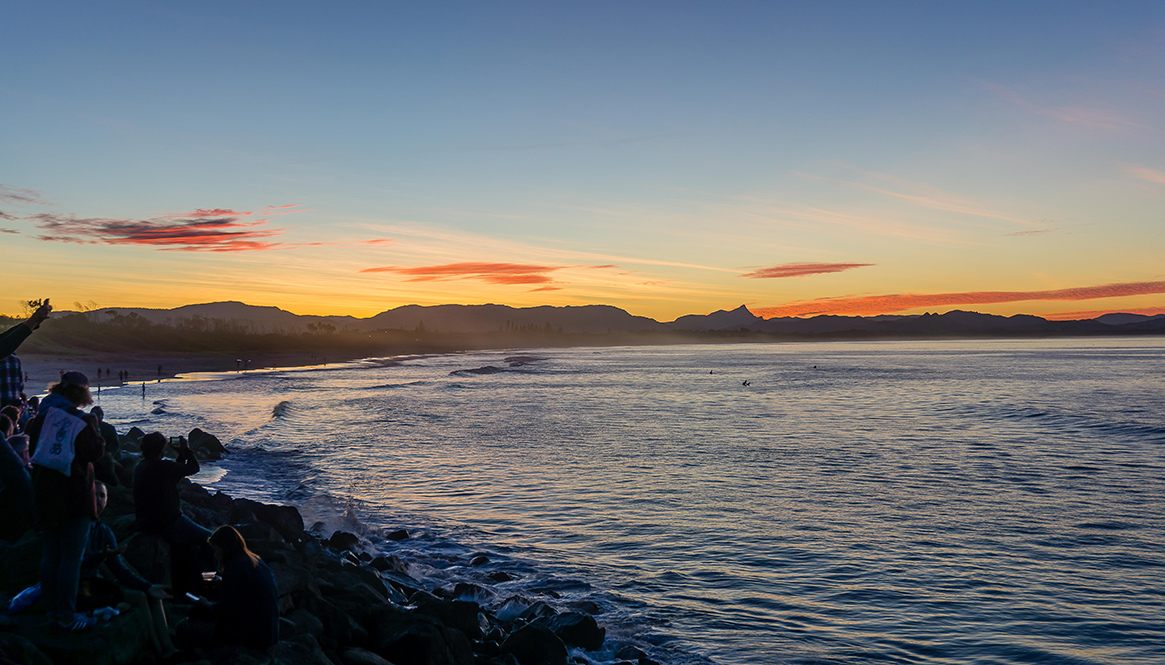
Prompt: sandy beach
<box><xmin>18</xmin><ymin>350</ymin><xmax>369</xmax><ymax>396</ymax></box>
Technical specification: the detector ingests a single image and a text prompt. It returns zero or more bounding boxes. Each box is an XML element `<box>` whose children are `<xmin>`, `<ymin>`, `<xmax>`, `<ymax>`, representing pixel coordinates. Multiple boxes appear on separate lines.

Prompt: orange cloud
<box><xmin>361</xmin><ymin>262</ymin><xmax>562</xmax><ymax>285</ymax></box>
<box><xmin>741</xmin><ymin>262</ymin><xmax>872</xmax><ymax>279</ymax></box>
<box><xmin>754</xmin><ymin>281</ymin><xmax>1165</xmax><ymax>317</ymax></box>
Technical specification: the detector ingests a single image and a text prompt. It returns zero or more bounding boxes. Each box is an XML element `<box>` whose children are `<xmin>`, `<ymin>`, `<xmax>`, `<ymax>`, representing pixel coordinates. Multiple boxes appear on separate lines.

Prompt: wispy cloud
<box><xmin>741</xmin><ymin>262</ymin><xmax>873</xmax><ymax>279</ymax></box>
<box><xmin>1127</xmin><ymin>165</ymin><xmax>1165</xmax><ymax>185</ymax></box>
<box><xmin>30</xmin><ymin>205</ymin><xmax>306</xmax><ymax>251</ymax></box>
<box><xmin>754</xmin><ymin>281</ymin><xmax>1165</xmax><ymax>317</ymax></box>
<box><xmin>984</xmin><ymin>82</ymin><xmax>1143</xmax><ymax>131</ymax></box>
<box><xmin>361</xmin><ymin>262</ymin><xmax>563</xmax><ymax>285</ymax></box>
<box><xmin>0</xmin><ymin>227</ymin><xmax>18</xmax><ymax>234</ymax></box>
<box><xmin>0</xmin><ymin>184</ymin><xmax>49</xmax><ymax>206</ymax></box>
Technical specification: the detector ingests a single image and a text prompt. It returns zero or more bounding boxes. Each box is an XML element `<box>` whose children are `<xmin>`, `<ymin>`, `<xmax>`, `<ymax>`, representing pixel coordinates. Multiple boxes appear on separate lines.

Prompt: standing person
<box><xmin>133</xmin><ymin>432</ymin><xmax>214</xmax><ymax>595</ymax></box>
<box><xmin>0</xmin><ymin>300</ymin><xmax>52</xmax><ymax>406</ymax></box>
<box><xmin>175</xmin><ymin>525</ymin><xmax>279</xmax><ymax>650</ymax></box>
<box><xmin>8</xmin><ymin>482</ymin><xmax>177</xmax><ymax>656</ymax></box>
<box><xmin>89</xmin><ymin>406</ymin><xmax>121</xmax><ymax>486</ymax></box>
<box><xmin>26</xmin><ymin>371</ymin><xmax>105</xmax><ymax>631</ymax></box>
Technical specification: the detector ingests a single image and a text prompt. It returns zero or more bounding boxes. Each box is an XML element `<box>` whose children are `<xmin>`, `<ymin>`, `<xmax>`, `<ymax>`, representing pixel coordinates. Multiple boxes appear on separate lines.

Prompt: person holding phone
<box><xmin>133</xmin><ymin>432</ymin><xmax>215</xmax><ymax>596</ymax></box>
<box><xmin>0</xmin><ymin>299</ymin><xmax>51</xmax><ymax>408</ymax></box>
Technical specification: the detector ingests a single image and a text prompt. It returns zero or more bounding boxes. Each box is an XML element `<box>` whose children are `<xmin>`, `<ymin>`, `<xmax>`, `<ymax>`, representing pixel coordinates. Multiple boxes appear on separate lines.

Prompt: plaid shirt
<box><xmin>0</xmin><ymin>354</ymin><xmax>23</xmax><ymax>404</ymax></box>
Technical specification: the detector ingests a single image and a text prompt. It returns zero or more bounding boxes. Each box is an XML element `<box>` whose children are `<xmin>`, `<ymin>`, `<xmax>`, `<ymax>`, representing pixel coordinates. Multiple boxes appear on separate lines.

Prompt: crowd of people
<box><xmin>0</xmin><ymin>302</ymin><xmax>280</xmax><ymax>656</ymax></box>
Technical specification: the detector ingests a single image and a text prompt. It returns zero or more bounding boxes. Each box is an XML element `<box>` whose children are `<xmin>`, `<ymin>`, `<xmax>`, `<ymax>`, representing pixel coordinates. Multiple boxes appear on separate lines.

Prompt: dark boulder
<box><xmin>341</xmin><ymin>647</ymin><xmax>395</xmax><ymax>665</ymax></box>
<box><xmin>412</xmin><ymin>592</ymin><xmax>485</xmax><ymax>640</ymax></box>
<box><xmin>385</xmin><ymin>529</ymin><xmax>410</xmax><ymax>541</ymax></box>
<box><xmin>329</xmin><ymin>531</ymin><xmax>361</xmax><ymax>552</ymax></box>
<box><xmin>367</xmin><ymin>605</ymin><xmax>474</xmax><ymax>665</ymax></box>
<box><xmin>499</xmin><ymin>624</ymin><xmax>568</xmax><ymax>665</ymax></box>
<box><xmin>0</xmin><ymin>634</ymin><xmax>52</xmax><ymax>665</ymax></box>
<box><xmin>545</xmin><ymin>612</ymin><xmax>604</xmax><ymax>651</ymax></box>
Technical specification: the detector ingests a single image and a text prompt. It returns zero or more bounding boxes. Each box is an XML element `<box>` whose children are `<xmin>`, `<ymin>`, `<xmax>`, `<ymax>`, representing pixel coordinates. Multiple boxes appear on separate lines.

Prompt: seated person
<box><xmin>175</xmin><ymin>525</ymin><xmax>279</xmax><ymax>651</ymax></box>
<box><xmin>133</xmin><ymin>432</ymin><xmax>214</xmax><ymax>595</ymax></box>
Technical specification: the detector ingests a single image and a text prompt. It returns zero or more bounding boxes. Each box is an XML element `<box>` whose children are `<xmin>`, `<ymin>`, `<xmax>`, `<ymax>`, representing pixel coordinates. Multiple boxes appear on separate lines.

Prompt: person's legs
<box><xmin>52</xmin><ymin>517</ymin><xmax>92</xmax><ymax>622</ymax></box>
<box><xmin>160</xmin><ymin>516</ymin><xmax>214</xmax><ymax>595</ymax></box>
<box><xmin>38</xmin><ymin>527</ymin><xmax>62</xmax><ymax>621</ymax></box>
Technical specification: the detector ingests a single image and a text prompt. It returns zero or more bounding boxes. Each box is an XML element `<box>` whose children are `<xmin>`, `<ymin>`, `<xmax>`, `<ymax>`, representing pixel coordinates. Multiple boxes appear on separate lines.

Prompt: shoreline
<box><xmin>18</xmin><ymin>350</ymin><xmax>375</xmax><ymax>396</ymax></box>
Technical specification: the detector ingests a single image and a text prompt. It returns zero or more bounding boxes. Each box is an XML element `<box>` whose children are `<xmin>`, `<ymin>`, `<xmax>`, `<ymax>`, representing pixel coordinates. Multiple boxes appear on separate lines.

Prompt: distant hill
<box><xmin>58</xmin><ymin>302</ymin><xmax>1165</xmax><ymax>338</ymax></box>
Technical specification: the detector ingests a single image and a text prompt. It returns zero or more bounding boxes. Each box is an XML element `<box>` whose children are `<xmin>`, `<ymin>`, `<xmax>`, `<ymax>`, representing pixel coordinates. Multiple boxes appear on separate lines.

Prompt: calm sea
<box><xmin>95</xmin><ymin>338</ymin><xmax>1165</xmax><ymax>664</ymax></box>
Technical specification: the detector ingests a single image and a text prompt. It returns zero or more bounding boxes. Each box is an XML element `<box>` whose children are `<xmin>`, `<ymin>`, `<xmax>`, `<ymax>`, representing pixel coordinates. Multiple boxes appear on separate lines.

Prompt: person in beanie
<box><xmin>26</xmin><ymin>371</ymin><xmax>105</xmax><ymax>631</ymax></box>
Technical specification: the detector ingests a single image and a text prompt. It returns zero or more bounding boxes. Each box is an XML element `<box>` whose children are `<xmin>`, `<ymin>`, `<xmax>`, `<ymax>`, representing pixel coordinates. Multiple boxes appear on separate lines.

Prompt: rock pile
<box><xmin>0</xmin><ymin>438</ymin><xmax>658</xmax><ymax>665</ymax></box>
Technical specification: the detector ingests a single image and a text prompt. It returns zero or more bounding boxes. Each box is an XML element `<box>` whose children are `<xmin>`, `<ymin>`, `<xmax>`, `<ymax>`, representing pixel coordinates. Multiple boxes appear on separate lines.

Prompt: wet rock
<box><xmin>385</xmin><ymin>529</ymin><xmax>409</xmax><ymax>541</ymax></box>
<box><xmin>469</xmin><ymin>555</ymin><xmax>490</xmax><ymax>566</ymax></box>
<box><xmin>0</xmin><ymin>634</ymin><xmax>52</xmax><ymax>665</ymax></box>
<box><xmin>340</xmin><ymin>647</ymin><xmax>394</xmax><ymax>665</ymax></box>
<box><xmin>329</xmin><ymin>531</ymin><xmax>361</xmax><ymax>552</ymax></box>
<box><xmin>500</xmin><ymin>624</ymin><xmax>568</xmax><ymax>665</ymax></box>
<box><xmin>412</xmin><ymin>592</ymin><xmax>485</xmax><ymax>640</ymax></box>
<box><xmin>517</xmin><ymin>601</ymin><xmax>558</xmax><ymax>623</ymax></box>
<box><xmin>379</xmin><ymin>569</ymin><xmax>425</xmax><ymax>597</ymax></box>
<box><xmin>545</xmin><ymin>612</ymin><xmax>604</xmax><ymax>651</ymax></box>
<box><xmin>188</xmin><ymin>427</ymin><xmax>228</xmax><ymax>460</ymax></box>
<box><xmin>367</xmin><ymin>605</ymin><xmax>474</xmax><ymax>665</ymax></box>
<box><xmin>123</xmin><ymin>427</ymin><xmax>145</xmax><ymax>442</ymax></box>
<box><xmin>270</xmin><ymin>633</ymin><xmax>336</xmax><ymax>665</ymax></box>
<box><xmin>288</xmin><ymin>607</ymin><xmax>326</xmax><ymax>641</ymax></box>
<box><xmin>369</xmin><ymin>554</ymin><xmax>408</xmax><ymax>575</ymax></box>
<box><xmin>488</xmin><ymin>571</ymin><xmax>515</xmax><ymax>583</ymax></box>
<box><xmin>21</xmin><ymin>606</ymin><xmax>152</xmax><ymax>665</ymax></box>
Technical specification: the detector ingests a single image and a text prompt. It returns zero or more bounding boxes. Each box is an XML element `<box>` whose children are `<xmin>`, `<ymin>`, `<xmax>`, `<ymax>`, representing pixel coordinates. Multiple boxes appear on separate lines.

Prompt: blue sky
<box><xmin>3</xmin><ymin>2</ymin><xmax>1163</xmax><ymax>319</ymax></box>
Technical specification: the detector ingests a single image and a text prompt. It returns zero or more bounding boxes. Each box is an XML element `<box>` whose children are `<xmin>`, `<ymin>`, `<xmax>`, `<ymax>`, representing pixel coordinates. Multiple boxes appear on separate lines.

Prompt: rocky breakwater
<box><xmin>0</xmin><ymin>429</ymin><xmax>658</xmax><ymax>665</ymax></box>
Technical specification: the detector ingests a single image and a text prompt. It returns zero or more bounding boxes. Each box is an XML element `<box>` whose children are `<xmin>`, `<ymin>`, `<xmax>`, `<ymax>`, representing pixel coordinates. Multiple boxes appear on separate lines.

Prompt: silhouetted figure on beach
<box><xmin>175</xmin><ymin>525</ymin><xmax>279</xmax><ymax>651</ymax></box>
<box><xmin>133</xmin><ymin>432</ymin><xmax>214</xmax><ymax>596</ymax></box>
<box><xmin>26</xmin><ymin>371</ymin><xmax>105</xmax><ymax>630</ymax></box>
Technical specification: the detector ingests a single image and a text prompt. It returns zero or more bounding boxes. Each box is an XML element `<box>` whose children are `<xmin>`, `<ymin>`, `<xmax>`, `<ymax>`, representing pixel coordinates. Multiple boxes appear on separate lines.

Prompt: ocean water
<box><xmin>93</xmin><ymin>338</ymin><xmax>1165</xmax><ymax>664</ymax></box>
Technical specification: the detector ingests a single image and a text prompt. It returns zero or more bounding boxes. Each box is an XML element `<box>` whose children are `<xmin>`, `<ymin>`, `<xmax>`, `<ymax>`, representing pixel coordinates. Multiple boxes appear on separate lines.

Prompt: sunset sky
<box><xmin>2</xmin><ymin>2</ymin><xmax>1163</xmax><ymax>321</ymax></box>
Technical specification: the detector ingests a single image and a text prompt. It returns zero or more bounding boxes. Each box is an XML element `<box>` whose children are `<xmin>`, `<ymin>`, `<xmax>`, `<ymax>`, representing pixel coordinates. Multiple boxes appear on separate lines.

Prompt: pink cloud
<box><xmin>754</xmin><ymin>281</ymin><xmax>1165</xmax><ymax>317</ymax></box>
<box><xmin>984</xmin><ymin>82</ymin><xmax>1142</xmax><ymax>131</ymax></box>
<box><xmin>741</xmin><ymin>262</ymin><xmax>873</xmax><ymax>279</ymax></box>
<box><xmin>361</xmin><ymin>262</ymin><xmax>563</xmax><ymax>285</ymax></box>
<box><xmin>1128</xmin><ymin>166</ymin><xmax>1165</xmax><ymax>185</ymax></box>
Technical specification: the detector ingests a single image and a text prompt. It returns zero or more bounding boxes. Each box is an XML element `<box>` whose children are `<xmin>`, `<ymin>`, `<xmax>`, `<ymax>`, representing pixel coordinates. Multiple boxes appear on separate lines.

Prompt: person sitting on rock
<box><xmin>175</xmin><ymin>525</ymin><xmax>279</xmax><ymax>651</ymax></box>
<box><xmin>132</xmin><ymin>432</ymin><xmax>214</xmax><ymax>595</ymax></box>
<box><xmin>9</xmin><ymin>482</ymin><xmax>177</xmax><ymax>656</ymax></box>
<box><xmin>26</xmin><ymin>371</ymin><xmax>105</xmax><ymax>631</ymax></box>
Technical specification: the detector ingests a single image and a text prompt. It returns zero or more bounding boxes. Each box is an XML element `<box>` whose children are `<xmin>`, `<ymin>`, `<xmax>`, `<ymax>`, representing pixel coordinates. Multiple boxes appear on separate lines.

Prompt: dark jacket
<box><xmin>133</xmin><ymin>449</ymin><xmax>199</xmax><ymax>533</ymax></box>
<box><xmin>81</xmin><ymin>521</ymin><xmax>150</xmax><ymax>591</ymax></box>
<box><xmin>0</xmin><ymin>436</ymin><xmax>34</xmax><ymax>541</ymax></box>
<box><xmin>0</xmin><ymin>324</ymin><xmax>31</xmax><ymax>359</ymax></box>
<box><xmin>27</xmin><ymin>396</ymin><xmax>105</xmax><ymax>528</ymax></box>
<box><xmin>212</xmin><ymin>553</ymin><xmax>280</xmax><ymax>650</ymax></box>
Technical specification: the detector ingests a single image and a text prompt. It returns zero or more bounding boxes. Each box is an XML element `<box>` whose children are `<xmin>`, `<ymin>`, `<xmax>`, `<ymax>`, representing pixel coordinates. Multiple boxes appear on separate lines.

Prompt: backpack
<box><xmin>30</xmin><ymin>407</ymin><xmax>86</xmax><ymax>476</ymax></box>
